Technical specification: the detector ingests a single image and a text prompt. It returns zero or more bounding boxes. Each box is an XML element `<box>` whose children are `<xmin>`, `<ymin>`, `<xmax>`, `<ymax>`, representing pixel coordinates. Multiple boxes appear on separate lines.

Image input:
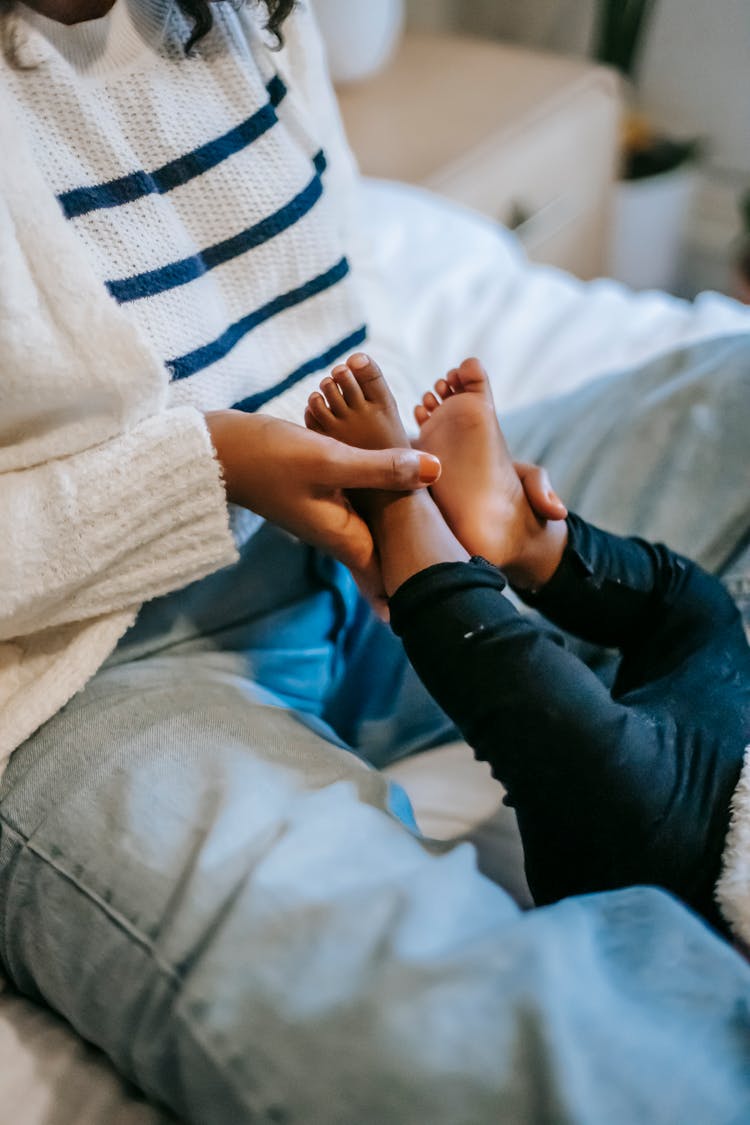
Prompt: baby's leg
<box><xmin>415</xmin><ymin>354</ymin><xmax>749</xmax><ymax>707</ymax></box>
<box><xmin>306</xmin><ymin>354</ymin><xmax>746</xmax><ymax>928</ymax></box>
<box><xmin>414</xmin><ymin>358</ymin><xmax>567</xmax><ymax>588</ymax></box>
<box><xmin>413</xmin><ymin>358</ymin><xmax>750</xmax><ymax>921</ymax></box>
<box><xmin>389</xmin><ymin>556</ymin><xmax>747</xmax><ymax>930</ymax></box>
<box><xmin>522</xmin><ymin>513</ymin><xmax>749</xmax><ymax>696</ymax></box>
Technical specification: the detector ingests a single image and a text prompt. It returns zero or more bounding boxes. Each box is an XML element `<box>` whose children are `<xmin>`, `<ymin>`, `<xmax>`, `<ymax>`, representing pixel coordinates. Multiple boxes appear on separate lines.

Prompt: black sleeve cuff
<box><xmin>516</xmin><ymin>512</ymin><xmax>595</xmax><ymax>611</ymax></box>
<box><xmin>390</xmin><ymin>557</ymin><xmax>507</xmax><ymax>638</ymax></box>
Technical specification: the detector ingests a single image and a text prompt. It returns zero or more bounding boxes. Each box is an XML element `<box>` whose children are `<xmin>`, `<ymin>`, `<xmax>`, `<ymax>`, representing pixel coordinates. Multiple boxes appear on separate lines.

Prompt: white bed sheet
<box><xmin>2</xmin><ymin>179</ymin><xmax>749</xmax><ymax>1125</ymax></box>
<box><xmin>363</xmin><ymin>179</ymin><xmax>750</xmax><ymax>420</ymax></box>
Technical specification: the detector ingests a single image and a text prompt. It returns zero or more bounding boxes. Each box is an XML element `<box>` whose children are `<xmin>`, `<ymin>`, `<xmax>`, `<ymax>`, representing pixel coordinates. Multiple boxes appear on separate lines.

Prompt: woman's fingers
<box><xmin>318</xmin><ymin>442</ymin><xmax>441</xmax><ymax>491</ymax></box>
<box><xmin>514</xmin><ymin>461</ymin><xmax>568</xmax><ymax>521</ymax></box>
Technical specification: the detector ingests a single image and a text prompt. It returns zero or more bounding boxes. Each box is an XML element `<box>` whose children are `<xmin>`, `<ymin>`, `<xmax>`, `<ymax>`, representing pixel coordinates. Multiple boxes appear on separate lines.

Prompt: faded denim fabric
<box><xmin>1</xmin><ymin>335</ymin><xmax>749</xmax><ymax>1123</ymax></box>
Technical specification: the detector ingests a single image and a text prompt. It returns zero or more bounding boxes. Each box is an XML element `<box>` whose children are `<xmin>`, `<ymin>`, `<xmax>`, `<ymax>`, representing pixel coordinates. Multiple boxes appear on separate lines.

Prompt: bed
<box><xmin>2</xmin><ymin>179</ymin><xmax>749</xmax><ymax>1124</ymax></box>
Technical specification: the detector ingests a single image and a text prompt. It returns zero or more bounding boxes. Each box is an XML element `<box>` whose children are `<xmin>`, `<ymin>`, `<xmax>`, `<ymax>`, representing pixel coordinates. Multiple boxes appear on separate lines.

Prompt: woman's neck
<box><xmin>19</xmin><ymin>0</ymin><xmax>117</xmax><ymax>26</ymax></box>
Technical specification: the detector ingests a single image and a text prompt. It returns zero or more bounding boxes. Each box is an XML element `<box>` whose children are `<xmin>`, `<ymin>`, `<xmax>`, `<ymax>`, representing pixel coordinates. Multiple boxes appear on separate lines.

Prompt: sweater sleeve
<box><xmin>0</xmin><ymin>105</ymin><xmax>238</xmax><ymax>645</ymax></box>
<box><xmin>0</xmin><ymin>406</ymin><xmax>238</xmax><ymax>642</ymax></box>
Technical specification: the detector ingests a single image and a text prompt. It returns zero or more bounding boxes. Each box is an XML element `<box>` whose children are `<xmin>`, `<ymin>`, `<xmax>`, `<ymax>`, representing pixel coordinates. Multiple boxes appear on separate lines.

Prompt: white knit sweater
<box><xmin>0</xmin><ymin>0</ymin><xmax>406</xmax><ymax>763</ymax></box>
<box><xmin>6</xmin><ymin>0</ymin><xmax>374</xmax><ymax>420</ymax></box>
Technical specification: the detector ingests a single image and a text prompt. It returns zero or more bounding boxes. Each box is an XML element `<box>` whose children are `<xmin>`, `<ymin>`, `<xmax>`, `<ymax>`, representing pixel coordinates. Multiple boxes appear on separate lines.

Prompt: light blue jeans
<box><xmin>1</xmin><ymin>336</ymin><xmax>750</xmax><ymax>1123</ymax></box>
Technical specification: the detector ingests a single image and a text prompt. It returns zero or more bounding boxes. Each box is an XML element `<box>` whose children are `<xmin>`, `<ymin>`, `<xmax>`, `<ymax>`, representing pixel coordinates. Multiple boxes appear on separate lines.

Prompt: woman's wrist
<box><xmin>204</xmin><ymin>409</ymin><xmax>259</xmax><ymax>507</ymax></box>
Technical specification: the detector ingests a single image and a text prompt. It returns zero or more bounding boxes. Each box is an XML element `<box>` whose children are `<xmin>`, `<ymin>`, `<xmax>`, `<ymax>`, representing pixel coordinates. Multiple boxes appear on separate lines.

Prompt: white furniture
<box><xmin>609</xmin><ymin>166</ymin><xmax>699</xmax><ymax>291</ymax></box>
<box><xmin>337</xmin><ymin>32</ymin><xmax>622</xmax><ymax>279</ymax></box>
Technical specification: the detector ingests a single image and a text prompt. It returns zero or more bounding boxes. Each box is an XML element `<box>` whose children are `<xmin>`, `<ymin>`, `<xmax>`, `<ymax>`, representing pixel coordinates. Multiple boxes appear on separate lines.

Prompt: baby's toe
<box><xmin>320</xmin><ymin>376</ymin><xmax>347</xmax><ymax>419</ymax></box>
<box><xmin>457</xmin><ymin>357</ymin><xmax>493</xmax><ymax>399</ymax></box>
<box><xmin>307</xmin><ymin>390</ymin><xmax>334</xmax><ymax>430</ymax></box>
<box><xmin>346</xmin><ymin>352</ymin><xmax>389</xmax><ymax>404</ymax></box>
<box><xmin>446</xmin><ymin>368</ymin><xmax>462</xmax><ymax>393</ymax></box>
<box><xmin>332</xmin><ymin>363</ymin><xmax>365</xmax><ymax>407</ymax></box>
<box><xmin>422</xmin><ymin>391</ymin><xmax>440</xmax><ymax>413</ymax></box>
<box><xmin>304</xmin><ymin>406</ymin><xmax>324</xmax><ymax>434</ymax></box>
<box><xmin>434</xmin><ymin>378</ymin><xmax>453</xmax><ymax>401</ymax></box>
<box><xmin>414</xmin><ymin>404</ymin><xmax>430</xmax><ymax>427</ymax></box>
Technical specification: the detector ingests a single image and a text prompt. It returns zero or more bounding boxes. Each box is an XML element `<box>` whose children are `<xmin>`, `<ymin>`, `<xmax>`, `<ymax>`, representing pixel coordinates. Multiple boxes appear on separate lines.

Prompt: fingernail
<box><xmin>548</xmin><ymin>490</ymin><xmax>568</xmax><ymax>515</ymax></box>
<box><xmin>418</xmin><ymin>452</ymin><xmax>441</xmax><ymax>483</ymax></box>
<box><xmin>348</xmin><ymin>352</ymin><xmax>369</xmax><ymax>369</ymax></box>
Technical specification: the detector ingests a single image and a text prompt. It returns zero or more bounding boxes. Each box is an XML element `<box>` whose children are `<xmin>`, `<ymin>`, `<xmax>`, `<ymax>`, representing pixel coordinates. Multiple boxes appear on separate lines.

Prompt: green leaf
<box><xmin>624</xmin><ymin>137</ymin><xmax>700</xmax><ymax>180</ymax></box>
<box><xmin>592</xmin><ymin>0</ymin><xmax>658</xmax><ymax>79</ymax></box>
<box><xmin>741</xmin><ymin>189</ymin><xmax>750</xmax><ymax>234</ymax></box>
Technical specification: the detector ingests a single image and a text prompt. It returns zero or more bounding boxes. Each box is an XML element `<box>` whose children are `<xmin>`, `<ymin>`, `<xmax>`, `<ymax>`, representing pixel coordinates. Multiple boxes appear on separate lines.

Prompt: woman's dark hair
<box><xmin>177</xmin><ymin>0</ymin><xmax>296</xmax><ymax>53</ymax></box>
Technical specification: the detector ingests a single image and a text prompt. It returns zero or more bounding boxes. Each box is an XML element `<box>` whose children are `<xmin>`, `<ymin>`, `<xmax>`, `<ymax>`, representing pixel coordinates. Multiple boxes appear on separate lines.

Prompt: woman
<box><xmin>1</xmin><ymin>1</ymin><xmax>750</xmax><ymax>1121</ymax></box>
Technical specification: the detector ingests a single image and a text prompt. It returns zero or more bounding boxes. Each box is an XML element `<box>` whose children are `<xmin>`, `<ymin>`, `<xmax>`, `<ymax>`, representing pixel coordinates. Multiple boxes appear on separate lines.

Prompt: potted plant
<box><xmin>593</xmin><ymin>0</ymin><xmax>701</xmax><ymax>291</ymax></box>
<box><xmin>734</xmin><ymin>189</ymin><xmax>750</xmax><ymax>304</ymax></box>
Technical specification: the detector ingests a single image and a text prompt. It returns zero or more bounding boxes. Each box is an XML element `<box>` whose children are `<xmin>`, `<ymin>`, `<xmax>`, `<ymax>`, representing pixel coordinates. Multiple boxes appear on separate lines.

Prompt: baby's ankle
<box><xmin>503</xmin><ymin>518</ymin><xmax>568</xmax><ymax>592</ymax></box>
<box><xmin>369</xmin><ymin>489</ymin><xmax>469</xmax><ymax>596</ymax></box>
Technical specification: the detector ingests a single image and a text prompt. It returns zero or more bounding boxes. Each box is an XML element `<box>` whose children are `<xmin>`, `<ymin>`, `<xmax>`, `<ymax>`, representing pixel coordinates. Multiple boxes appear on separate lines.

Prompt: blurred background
<box><xmin>314</xmin><ymin>0</ymin><xmax>750</xmax><ymax>301</ymax></box>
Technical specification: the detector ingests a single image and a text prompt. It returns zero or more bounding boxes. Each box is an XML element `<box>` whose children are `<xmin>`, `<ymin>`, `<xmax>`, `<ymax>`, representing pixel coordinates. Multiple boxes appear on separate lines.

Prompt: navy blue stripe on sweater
<box><xmin>168</xmin><ymin>257</ymin><xmax>352</xmax><ymax>381</ymax></box>
<box><xmin>107</xmin><ymin>152</ymin><xmax>327</xmax><ymax>304</ymax></box>
<box><xmin>58</xmin><ymin>75</ymin><xmax>287</xmax><ymax>219</ymax></box>
<box><xmin>231</xmin><ymin>324</ymin><xmax>368</xmax><ymax>413</ymax></box>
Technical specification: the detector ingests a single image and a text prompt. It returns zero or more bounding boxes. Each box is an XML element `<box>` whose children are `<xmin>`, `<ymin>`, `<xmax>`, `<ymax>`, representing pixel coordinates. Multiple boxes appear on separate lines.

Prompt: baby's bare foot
<box><xmin>415</xmin><ymin>358</ymin><xmax>562</xmax><ymax>586</ymax></box>
<box><xmin>305</xmin><ymin>352</ymin><xmax>412</xmax><ymax>452</ymax></box>
<box><xmin>305</xmin><ymin>352</ymin><xmax>468</xmax><ymax>596</ymax></box>
<box><xmin>305</xmin><ymin>352</ymin><xmax>418</xmax><ymax>534</ymax></box>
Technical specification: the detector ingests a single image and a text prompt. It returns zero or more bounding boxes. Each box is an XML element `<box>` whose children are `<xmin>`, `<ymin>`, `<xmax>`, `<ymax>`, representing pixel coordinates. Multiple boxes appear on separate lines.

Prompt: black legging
<box><xmin>389</xmin><ymin>514</ymin><xmax>750</xmax><ymax>930</ymax></box>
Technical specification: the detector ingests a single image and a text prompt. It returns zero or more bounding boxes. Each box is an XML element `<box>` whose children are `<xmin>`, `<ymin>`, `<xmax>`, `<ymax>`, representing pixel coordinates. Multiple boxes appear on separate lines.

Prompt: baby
<box><xmin>305</xmin><ymin>352</ymin><xmax>750</xmax><ymax>937</ymax></box>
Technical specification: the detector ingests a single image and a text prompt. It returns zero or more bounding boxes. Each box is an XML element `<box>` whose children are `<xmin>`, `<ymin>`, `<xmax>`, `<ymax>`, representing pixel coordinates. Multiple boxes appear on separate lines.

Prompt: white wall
<box><xmin>639</xmin><ymin>0</ymin><xmax>750</xmax><ymax>177</ymax></box>
<box><xmin>407</xmin><ymin>0</ymin><xmax>750</xmax><ymax>177</ymax></box>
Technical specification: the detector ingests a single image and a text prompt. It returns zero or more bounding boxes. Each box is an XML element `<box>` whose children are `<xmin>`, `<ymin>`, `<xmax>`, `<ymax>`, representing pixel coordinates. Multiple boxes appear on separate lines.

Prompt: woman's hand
<box><xmin>205</xmin><ymin>410</ymin><xmax>440</xmax><ymax>609</ymax></box>
<box><xmin>514</xmin><ymin>461</ymin><xmax>568</xmax><ymax>522</ymax></box>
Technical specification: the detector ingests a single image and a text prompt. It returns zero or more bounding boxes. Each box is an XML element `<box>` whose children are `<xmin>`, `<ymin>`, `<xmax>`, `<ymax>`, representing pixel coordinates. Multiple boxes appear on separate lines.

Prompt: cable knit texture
<box><xmin>0</xmin><ymin>91</ymin><xmax>238</xmax><ymax>759</ymax></box>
